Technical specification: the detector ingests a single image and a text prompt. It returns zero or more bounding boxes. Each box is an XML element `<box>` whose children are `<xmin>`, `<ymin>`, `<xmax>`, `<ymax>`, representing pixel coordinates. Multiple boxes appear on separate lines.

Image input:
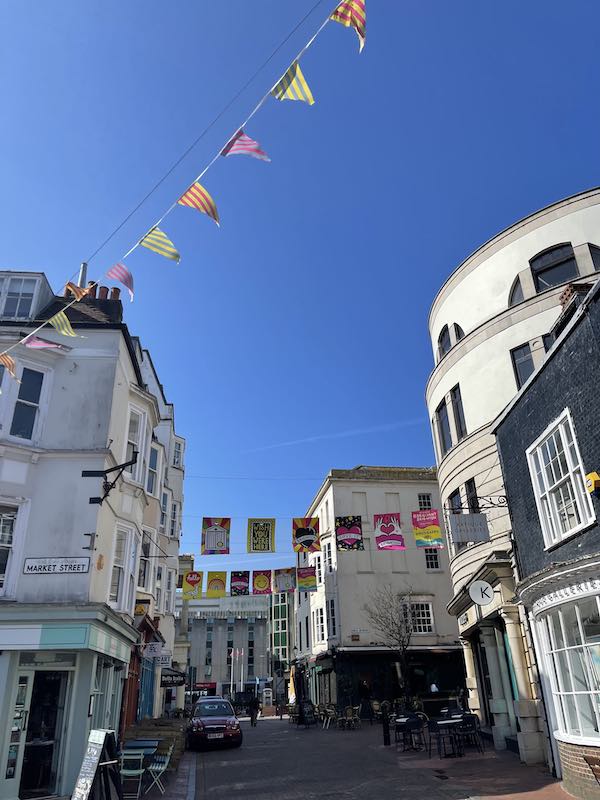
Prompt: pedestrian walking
<box><xmin>249</xmin><ymin>695</ymin><xmax>260</xmax><ymax>727</ymax></box>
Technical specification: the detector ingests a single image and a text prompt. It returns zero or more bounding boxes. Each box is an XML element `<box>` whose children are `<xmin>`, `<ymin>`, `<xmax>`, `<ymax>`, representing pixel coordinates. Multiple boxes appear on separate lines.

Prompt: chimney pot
<box><xmin>110</xmin><ymin>287</ymin><xmax>121</xmax><ymax>301</ymax></box>
<box><xmin>98</xmin><ymin>286</ymin><xmax>109</xmax><ymax>300</ymax></box>
<box><xmin>87</xmin><ymin>282</ymin><xmax>97</xmax><ymax>299</ymax></box>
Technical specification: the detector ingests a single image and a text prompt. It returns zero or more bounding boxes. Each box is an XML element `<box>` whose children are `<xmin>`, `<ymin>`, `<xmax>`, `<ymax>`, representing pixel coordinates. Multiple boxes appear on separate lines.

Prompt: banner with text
<box><xmin>247</xmin><ymin>518</ymin><xmax>276</xmax><ymax>553</ymax></box>
<box><xmin>252</xmin><ymin>570</ymin><xmax>272</xmax><ymax>595</ymax></box>
<box><xmin>297</xmin><ymin>566</ymin><xmax>317</xmax><ymax>592</ymax></box>
<box><xmin>335</xmin><ymin>515</ymin><xmax>364</xmax><ymax>551</ymax></box>
<box><xmin>373</xmin><ymin>513</ymin><xmax>406</xmax><ymax>551</ymax></box>
<box><xmin>182</xmin><ymin>570</ymin><xmax>203</xmax><ymax>600</ymax></box>
<box><xmin>411</xmin><ymin>509</ymin><xmax>443</xmax><ymax>548</ymax></box>
<box><xmin>292</xmin><ymin>517</ymin><xmax>321</xmax><ymax>552</ymax></box>
<box><xmin>230</xmin><ymin>570</ymin><xmax>250</xmax><ymax>596</ymax></box>
<box><xmin>274</xmin><ymin>567</ymin><xmax>296</xmax><ymax>593</ymax></box>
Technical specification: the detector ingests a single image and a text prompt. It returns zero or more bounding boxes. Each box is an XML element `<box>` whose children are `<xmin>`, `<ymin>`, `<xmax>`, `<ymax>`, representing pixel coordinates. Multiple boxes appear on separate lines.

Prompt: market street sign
<box><xmin>468</xmin><ymin>580</ymin><xmax>494</xmax><ymax>606</ymax></box>
<box><xmin>23</xmin><ymin>557</ymin><xmax>90</xmax><ymax>575</ymax></box>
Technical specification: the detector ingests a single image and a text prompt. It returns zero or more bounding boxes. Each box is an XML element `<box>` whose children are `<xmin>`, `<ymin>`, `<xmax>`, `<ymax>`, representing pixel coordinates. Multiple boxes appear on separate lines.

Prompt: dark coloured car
<box><xmin>186</xmin><ymin>699</ymin><xmax>243</xmax><ymax>749</ymax></box>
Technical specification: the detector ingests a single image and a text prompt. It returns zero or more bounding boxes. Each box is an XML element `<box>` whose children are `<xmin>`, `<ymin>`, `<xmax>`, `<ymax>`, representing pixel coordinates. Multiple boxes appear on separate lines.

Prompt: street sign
<box><xmin>145</xmin><ymin>643</ymin><xmax>163</xmax><ymax>658</ymax></box>
<box><xmin>469</xmin><ymin>580</ymin><xmax>494</xmax><ymax>606</ymax></box>
<box><xmin>156</xmin><ymin>652</ymin><xmax>172</xmax><ymax>668</ymax></box>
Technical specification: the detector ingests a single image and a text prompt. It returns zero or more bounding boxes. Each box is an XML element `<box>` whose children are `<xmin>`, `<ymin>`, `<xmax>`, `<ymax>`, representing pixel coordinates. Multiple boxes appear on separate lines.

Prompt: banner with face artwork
<box><xmin>273</xmin><ymin>567</ymin><xmax>296</xmax><ymax>593</ymax></box>
<box><xmin>335</xmin><ymin>515</ymin><xmax>364</xmax><ymax>550</ymax></box>
<box><xmin>247</xmin><ymin>518</ymin><xmax>276</xmax><ymax>553</ymax></box>
<box><xmin>206</xmin><ymin>571</ymin><xmax>227</xmax><ymax>597</ymax></box>
<box><xmin>297</xmin><ymin>566</ymin><xmax>317</xmax><ymax>592</ymax></box>
<box><xmin>292</xmin><ymin>517</ymin><xmax>321</xmax><ymax>552</ymax></box>
<box><xmin>230</xmin><ymin>571</ymin><xmax>250</xmax><ymax>596</ymax></box>
<box><xmin>182</xmin><ymin>570</ymin><xmax>203</xmax><ymax>600</ymax></box>
<box><xmin>252</xmin><ymin>570</ymin><xmax>272</xmax><ymax>595</ymax></box>
<box><xmin>373</xmin><ymin>513</ymin><xmax>406</xmax><ymax>551</ymax></box>
<box><xmin>411</xmin><ymin>509</ymin><xmax>443</xmax><ymax>548</ymax></box>
<box><xmin>201</xmin><ymin>517</ymin><xmax>231</xmax><ymax>555</ymax></box>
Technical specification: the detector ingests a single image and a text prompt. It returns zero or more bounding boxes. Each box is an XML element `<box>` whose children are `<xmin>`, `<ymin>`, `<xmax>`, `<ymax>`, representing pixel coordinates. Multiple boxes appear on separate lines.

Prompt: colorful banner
<box><xmin>231</xmin><ymin>571</ymin><xmax>250</xmax><ymax>596</ymax></box>
<box><xmin>373</xmin><ymin>513</ymin><xmax>406</xmax><ymax>551</ymax></box>
<box><xmin>273</xmin><ymin>568</ymin><xmax>296</xmax><ymax>593</ymax></box>
<box><xmin>201</xmin><ymin>517</ymin><xmax>231</xmax><ymax>555</ymax></box>
<box><xmin>252</xmin><ymin>570</ymin><xmax>272</xmax><ymax>595</ymax></box>
<box><xmin>182</xmin><ymin>570</ymin><xmax>203</xmax><ymax>600</ymax></box>
<box><xmin>335</xmin><ymin>515</ymin><xmax>364</xmax><ymax>550</ymax></box>
<box><xmin>206</xmin><ymin>571</ymin><xmax>227</xmax><ymax>598</ymax></box>
<box><xmin>292</xmin><ymin>517</ymin><xmax>321</xmax><ymax>552</ymax></box>
<box><xmin>247</xmin><ymin>518</ymin><xmax>276</xmax><ymax>553</ymax></box>
<box><xmin>297</xmin><ymin>566</ymin><xmax>317</xmax><ymax>592</ymax></box>
<box><xmin>411</xmin><ymin>509</ymin><xmax>443</xmax><ymax>548</ymax></box>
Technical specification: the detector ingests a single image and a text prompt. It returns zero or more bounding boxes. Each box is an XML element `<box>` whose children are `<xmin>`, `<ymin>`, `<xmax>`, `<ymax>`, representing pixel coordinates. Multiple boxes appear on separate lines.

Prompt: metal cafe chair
<box><xmin>144</xmin><ymin>744</ymin><xmax>174</xmax><ymax>795</ymax></box>
<box><xmin>119</xmin><ymin>750</ymin><xmax>146</xmax><ymax>800</ymax></box>
<box><xmin>427</xmin><ymin>720</ymin><xmax>462</xmax><ymax>759</ymax></box>
<box><xmin>456</xmin><ymin>713</ymin><xmax>484</xmax><ymax>753</ymax></box>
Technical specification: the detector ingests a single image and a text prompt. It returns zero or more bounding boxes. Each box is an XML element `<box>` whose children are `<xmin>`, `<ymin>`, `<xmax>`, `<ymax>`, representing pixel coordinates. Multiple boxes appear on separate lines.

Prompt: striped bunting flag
<box><xmin>48</xmin><ymin>310</ymin><xmax>78</xmax><ymax>337</ymax></box>
<box><xmin>107</xmin><ymin>263</ymin><xmax>134</xmax><ymax>301</ymax></box>
<box><xmin>221</xmin><ymin>129</ymin><xmax>271</xmax><ymax>162</ymax></box>
<box><xmin>271</xmin><ymin>61</ymin><xmax>314</xmax><ymax>105</ymax></box>
<box><xmin>65</xmin><ymin>281</ymin><xmax>89</xmax><ymax>301</ymax></box>
<box><xmin>0</xmin><ymin>353</ymin><xmax>17</xmax><ymax>378</ymax></box>
<box><xmin>140</xmin><ymin>227</ymin><xmax>181</xmax><ymax>263</ymax></box>
<box><xmin>24</xmin><ymin>335</ymin><xmax>66</xmax><ymax>350</ymax></box>
<box><xmin>331</xmin><ymin>0</ymin><xmax>366</xmax><ymax>52</ymax></box>
<box><xmin>178</xmin><ymin>183</ymin><xmax>220</xmax><ymax>226</ymax></box>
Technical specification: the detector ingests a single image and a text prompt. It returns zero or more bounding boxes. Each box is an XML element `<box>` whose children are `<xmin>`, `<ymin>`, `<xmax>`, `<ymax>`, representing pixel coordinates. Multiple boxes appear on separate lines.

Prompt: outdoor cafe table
<box><xmin>122</xmin><ymin>739</ymin><xmax>160</xmax><ymax>757</ymax></box>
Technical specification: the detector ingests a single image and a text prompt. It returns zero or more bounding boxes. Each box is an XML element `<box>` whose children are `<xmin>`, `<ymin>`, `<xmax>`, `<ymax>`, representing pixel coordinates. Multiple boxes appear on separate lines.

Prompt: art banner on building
<box><xmin>182</xmin><ymin>570</ymin><xmax>203</xmax><ymax>600</ymax></box>
<box><xmin>252</xmin><ymin>570</ymin><xmax>272</xmax><ymax>595</ymax></box>
<box><xmin>201</xmin><ymin>517</ymin><xmax>231</xmax><ymax>555</ymax></box>
<box><xmin>231</xmin><ymin>571</ymin><xmax>250</xmax><ymax>596</ymax></box>
<box><xmin>247</xmin><ymin>518</ymin><xmax>276</xmax><ymax>553</ymax></box>
<box><xmin>206</xmin><ymin>571</ymin><xmax>227</xmax><ymax>597</ymax></box>
<box><xmin>411</xmin><ymin>509</ymin><xmax>443</xmax><ymax>548</ymax></box>
<box><xmin>335</xmin><ymin>515</ymin><xmax>364</xmax><ymax>550</ymax></box>
<box><xmin>273</xmin><ymin>567</ymin><xmax>296</xmax><ymax>593</ymax></box>
<box><xmin>292</xmin><ymin>517</ymin><xmax>321</xmax><ymax>552</ymax></box>
<box><xmin>297</xmin><ymin>566</ymin><xmax>317</xmax><ymax>592</ymax></box>
<box><xmin>373</xmin><ymin>513</ymin><xmax>406</xmax><ymax>551</ymax></box>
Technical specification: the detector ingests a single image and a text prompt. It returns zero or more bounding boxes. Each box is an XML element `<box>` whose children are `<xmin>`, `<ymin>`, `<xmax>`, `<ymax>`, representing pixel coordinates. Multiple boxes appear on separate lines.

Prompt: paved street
<box><xmin>187</xmin><ymin>718</ymin><xmax>565</xmax><ymax>800</ymax></box>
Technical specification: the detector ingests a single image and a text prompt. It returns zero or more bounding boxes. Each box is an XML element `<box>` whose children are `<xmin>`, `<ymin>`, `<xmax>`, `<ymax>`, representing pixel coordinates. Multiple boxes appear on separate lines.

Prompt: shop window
<box><xmin>530</xmin><ymin>244</ymin><xmax>578</xmax><ymax>293</ymax></box>
<box><xmin>527</xmin><ymin>409</ymin><xmax>595</xmax><ymax>547</ymax></box>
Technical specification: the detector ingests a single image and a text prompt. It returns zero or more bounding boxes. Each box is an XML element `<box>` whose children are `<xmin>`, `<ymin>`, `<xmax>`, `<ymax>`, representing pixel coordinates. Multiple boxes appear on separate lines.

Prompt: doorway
<box><xmin>18</xmin><ymin>670</ymin><xmax>69</xmax><ymax>799</ymax></box>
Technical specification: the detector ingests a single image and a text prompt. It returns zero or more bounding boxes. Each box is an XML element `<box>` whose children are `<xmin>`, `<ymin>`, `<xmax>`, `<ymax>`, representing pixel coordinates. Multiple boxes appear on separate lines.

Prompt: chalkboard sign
<box><xmin>298</xmin><ymin>700</ymin><xmax>317</xmax><ymax>727</ymax></box>
<box><xmin>72</xmin><ymin>729</ymin><xmax>122</xmax><ymax>800</ymax></box>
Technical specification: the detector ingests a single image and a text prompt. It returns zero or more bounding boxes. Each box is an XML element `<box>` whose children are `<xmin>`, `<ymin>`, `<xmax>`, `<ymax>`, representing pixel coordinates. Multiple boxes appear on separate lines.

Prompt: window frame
<box><xmin>1</xmin><ymin>361</ymin><xmax>50</xmax><ymax>446</ymax></box>
<box><xmin>137</xmin><ymin>529</ymin><xmax>155</xmax><ymax>592</ymax></box>
<box><xmin>530</xmin><ymin>243</ymin><xmax>578</xmax><ymax>293</ymax></box>
<box><xmin>146</xmin><ymin>445</ymin><xmax>161</xmax><ymax>497</ymax></box>
<box><xmin>437</xmin><ymin>325</ymin><xmax>451</xmax><ymax>361</ymax></box>
<box><xmin>173</xmin><ymin>440</ymin><xmax>183</xmax><ymax>469</ymax></box>
<box><xmin>410</xmin><ymin>601</ymin><xmax>435</xmax><ymax>634</ymax></box>
<box><xmin>0</xmin><ymin>276</ymin><xmax>39</xmax><ymax>320</ymax></box>
<box><xmin>124</xmin><ymin>405</ymin><xmax>147</xmax><ymax>484</ymax></box>
<box><xmin>328</xmin><ymin>598</ymin><xmax>337</xmax><ymax>637</ymax></box>
<box><xmin>511</xmin><ymin>342</ymin><xmax>535</xmax><ymax>390</ymax></box>
<box><xmin>450</xmin><ymin>384</ymin><xmax>467</xmax><ymax>441</ymax></box>
<box><xmin>526</xmin><ymin>408</ymin><xmax>595</xmax><ymax>549</ymax></box>
<box><xmin>418</xmin><ymin>493</ymin><xmax>432</xmax><ymax>511</ymax></box>
<box><xmin>465</xmin><ymin>478</ymin><xmax>479</xmax><ymax>514</ymax></box>
<box><xmin>435</xmin><ymin>398</ymin><xmax>453</xmax><ymax>457</ymax></box>
<box><xmin>0</xmin><ymin>505</ymin><xmax>18</xmax><ymax>592</ymax></box>
<box><xmin>424</xmin><ymin>548</ymin><xmax>440</xmax><ymax>570</ymax></box>
<box><xmin>508</xmin><ymin>275</ymin><xmax>524</xmax><ymax>307</ymax></box>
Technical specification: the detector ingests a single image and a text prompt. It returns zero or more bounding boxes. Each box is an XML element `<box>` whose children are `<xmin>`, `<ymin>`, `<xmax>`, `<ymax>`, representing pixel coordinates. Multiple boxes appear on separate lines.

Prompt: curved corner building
<box><xmin>425</xmin><ymin>188</ymin><xmax>600</xmax><ymax>764</ymax></box>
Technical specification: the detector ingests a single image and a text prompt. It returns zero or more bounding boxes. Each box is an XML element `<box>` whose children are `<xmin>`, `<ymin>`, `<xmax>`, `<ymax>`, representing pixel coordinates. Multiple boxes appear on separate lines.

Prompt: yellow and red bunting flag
<box><xmin>48</xmin><ymin>310</ymin><xmax>78</xmax><ymax>337</ymax></box>
<box><xmin>0</xmin><ymin>352</ymin><xmax>17</xmax><ymax>379</ymax></box>
<box><xmin>330</xmin><ymin>0</ymin><xmax>366</xmax><ymax>52</ymax></box>
<box><xmin>271</xmin><ymin>61</ymin><xmax>314</xmax><ymax>105</ymax></box>
<box><xmin>140</xmin><ymin>227</ymin><xmax>181</xmax><ymax>263</ymax></box>
<box><xmin>178</xmin><ymin>182</ymin><xmax>220</xmax><ymax>226</ymax></box>
<box><xmin>64</xmin><ymin>281</ymin><xmax>89</xmax><ymax>301</ymax></box>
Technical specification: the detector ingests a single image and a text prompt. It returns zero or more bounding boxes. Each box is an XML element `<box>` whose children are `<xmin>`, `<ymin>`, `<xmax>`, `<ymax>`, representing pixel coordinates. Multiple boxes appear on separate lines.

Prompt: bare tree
<box><xmin>363</xmin><ymin>584</ymin><xmax>413</xmax><ymax>702</ymax></box>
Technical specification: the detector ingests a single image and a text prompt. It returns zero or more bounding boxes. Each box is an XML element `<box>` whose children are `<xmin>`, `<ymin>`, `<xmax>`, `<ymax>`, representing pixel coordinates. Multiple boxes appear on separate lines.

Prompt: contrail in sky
<box><xmin>243</xmin><ymin>418</ymin><xmax>426</xmax><ymax>453</ymax></box>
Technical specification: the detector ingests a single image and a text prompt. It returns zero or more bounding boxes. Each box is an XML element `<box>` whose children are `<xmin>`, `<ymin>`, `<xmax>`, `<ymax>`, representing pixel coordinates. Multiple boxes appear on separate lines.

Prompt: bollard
<box><xmin>382</xmin><ymin>705</ymin><xmax>391</xmax><ymax>746</ymax></box>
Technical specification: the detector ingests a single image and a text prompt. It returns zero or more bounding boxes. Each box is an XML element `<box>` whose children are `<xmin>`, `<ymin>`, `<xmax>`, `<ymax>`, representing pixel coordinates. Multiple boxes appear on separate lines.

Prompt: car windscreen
<box><xmin>195</xmin><ymin>702</ymin><xmax>233</xmax><ymax>717</ymax></box>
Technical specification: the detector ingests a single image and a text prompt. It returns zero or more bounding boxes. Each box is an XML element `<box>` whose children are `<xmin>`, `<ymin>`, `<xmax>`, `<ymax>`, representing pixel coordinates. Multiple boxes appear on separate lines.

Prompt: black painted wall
<box><xmin>495</xmin><ymin>287</ymin><xmax>600</xmax><ymax>579</ymax></box>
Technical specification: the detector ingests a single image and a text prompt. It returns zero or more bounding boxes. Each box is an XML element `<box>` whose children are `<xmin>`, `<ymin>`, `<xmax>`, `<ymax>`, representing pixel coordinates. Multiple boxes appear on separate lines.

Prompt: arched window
<box><xmin>453</xmin><ymin>324</ymin><xmax>465</xmax><ymax>342</ymax></box>
<box><xmin>508</xmin><ymin>276</ymin><xmax>524</xmax><ymax>307</ymax></box>
<box><xmin>437</xmin><ymin>325</ymin><xmax>451</xmax><ymax>360</ymax></box>
<box><xmin>530</xmin><ymin>244</ymin><xmax>578</xmax><ymax>292</ymax></box>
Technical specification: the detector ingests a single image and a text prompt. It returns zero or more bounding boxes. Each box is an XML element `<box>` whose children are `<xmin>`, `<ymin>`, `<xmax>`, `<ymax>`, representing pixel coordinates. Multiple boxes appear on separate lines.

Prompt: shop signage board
<box><xmin>468</xmin><ymin>580</ymin><xmax>494</xmax><ymax>606</ymax></box>
<box><xmin>72</xmin><ymin>729</ymin><xmax>121</xmax><ymax>800</ymax></box>
<box><xmin>161</xmin><ymin>670</ymin><xmax>186</xmax><ymax>688</ymax></box>
<box><xmin>156</xmin><ymin>651</ymin><xmax>172</xmax><ymax>668</ymax></box>
<box><xmin>23</xmin><ymin>557</ymin><xmax>90</xmax><ymax>575</ymax></box>
<box><xmin>448</xmin><ymin>513</ymin><xmax>490</xmax><ymax>544</ymax></box>
<box><xmin>145</xmin><ymin>643</ymin><xmax>163</xmax><ymax>658</ymax></box>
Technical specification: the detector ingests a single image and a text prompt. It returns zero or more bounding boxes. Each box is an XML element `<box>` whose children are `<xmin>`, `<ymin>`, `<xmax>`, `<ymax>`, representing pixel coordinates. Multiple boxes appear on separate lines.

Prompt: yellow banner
<box><xmin>206</xmin><ymin>571</ymin><xmax>227</xmax><ymax>598</ymax></box>
<box><xmin>182</xmin><ymin>571</ymin><xmax>203</xmax><ymax>600</ymax></box>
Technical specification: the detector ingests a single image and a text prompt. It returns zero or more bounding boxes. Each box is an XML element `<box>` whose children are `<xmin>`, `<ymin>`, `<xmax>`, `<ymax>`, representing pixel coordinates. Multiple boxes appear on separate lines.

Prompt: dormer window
<box><xmin>0</xmin><ymin>277</ymin><xmax>37</xmax><ymax>319</ymax></box>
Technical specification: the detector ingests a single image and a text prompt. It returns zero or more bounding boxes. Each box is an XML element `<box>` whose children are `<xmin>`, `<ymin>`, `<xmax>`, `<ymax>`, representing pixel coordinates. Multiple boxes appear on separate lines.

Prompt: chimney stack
<box><xmin>87</xmin><ymin>282</ymin><xmax>97</xmax><ymax>299</ymax></box>
<box><xmin>78</xmin><ymin>262</ymin><xmax>88</xmax><ymax>287</ymax></box>
<box><xmin>110</xmin><ymin>287</ymin><xmax>121</xmax><ymax>301</ymax></box>
<box><xmin>98</xmin><ymin>286</ymin><xmax>109</xmax><ymax>300</ymax></box>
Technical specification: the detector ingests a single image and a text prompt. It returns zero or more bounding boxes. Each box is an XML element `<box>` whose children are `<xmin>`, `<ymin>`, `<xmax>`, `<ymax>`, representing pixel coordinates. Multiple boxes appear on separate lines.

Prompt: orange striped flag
<box><xmin>331</xmin><ymin>0</ymin><xmax>366</xmax><ymax>52</ymax></box>
<box><xmin>65</xmin><ymin>282</ymin><xmax>89</xmax><ymax>301</ymax></box>
<box><xmin>0</xmin><ymin>353</ymin><xmax>17</xmax><ymax>378</ymax></box>
<box><xmin>178</xmin><ymin>182</ymin><xmax>220</xmax><ymax>226</ymax></box>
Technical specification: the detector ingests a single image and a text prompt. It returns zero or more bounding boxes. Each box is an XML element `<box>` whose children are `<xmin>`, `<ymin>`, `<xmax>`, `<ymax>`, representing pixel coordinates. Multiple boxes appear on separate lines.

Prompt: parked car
<box><xmin>186</xmin><ymin>698</ymin><xmax>243</xmax><ymax>749</ymax></box>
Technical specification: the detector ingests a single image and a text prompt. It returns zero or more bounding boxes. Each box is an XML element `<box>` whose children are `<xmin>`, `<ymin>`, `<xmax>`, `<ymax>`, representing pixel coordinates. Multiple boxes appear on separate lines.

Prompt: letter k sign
<box><xmin>469</xmin><ymin>580</ymin><xmax>494</xmax><ymax>607</ymax></box>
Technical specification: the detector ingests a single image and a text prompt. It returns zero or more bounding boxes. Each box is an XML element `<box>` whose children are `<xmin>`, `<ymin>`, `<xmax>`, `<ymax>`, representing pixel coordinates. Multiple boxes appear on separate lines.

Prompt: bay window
<box><xmin>109</xmin><ymin>525</ymin><xmax>140</xmax><ymax>614</ymax></box>
<box><xmin>125</xmin><ymin>407</ymin><xmax>147</xmax><ymax>483</ymax></box>
<box><xmin>146</xmin><ymin>446</ymin><xmax>159</xmax><ymax>495</ymax></box>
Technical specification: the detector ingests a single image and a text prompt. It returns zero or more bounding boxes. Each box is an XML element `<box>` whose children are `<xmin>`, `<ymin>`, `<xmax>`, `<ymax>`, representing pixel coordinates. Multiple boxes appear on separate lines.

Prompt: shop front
<box><xmin>0</xmin><ymin>604</ymin><xmax>137</xmax><ymax>800</ymax></box>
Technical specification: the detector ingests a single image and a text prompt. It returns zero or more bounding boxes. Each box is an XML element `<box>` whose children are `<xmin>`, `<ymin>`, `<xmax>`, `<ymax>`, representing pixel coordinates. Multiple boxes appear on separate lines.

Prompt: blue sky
<box><xmin>3</xmin><ymin>1</ymin><xmax>600</xmax><ymax>573</ymax></box>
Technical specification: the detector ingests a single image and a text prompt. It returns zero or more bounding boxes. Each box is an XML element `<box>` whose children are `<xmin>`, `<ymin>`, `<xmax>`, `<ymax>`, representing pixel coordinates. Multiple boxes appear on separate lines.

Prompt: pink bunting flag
<box><xmin>24</xmin><ymin>335</ymin><xmax>66</xmax><ymax>350</ymax></box>
<box><xmin>107</xmin><ymin>263</ymin><xmax>134</xmax><ymax>301</ymax></box>
<box><xmin>221</xmin><ymin>129</ymin><xmax>271</xmax><ymax>162</ymax></box>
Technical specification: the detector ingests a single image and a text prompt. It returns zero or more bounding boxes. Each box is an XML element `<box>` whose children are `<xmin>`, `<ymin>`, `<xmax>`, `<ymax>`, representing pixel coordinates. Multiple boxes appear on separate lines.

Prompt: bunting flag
<box><xmin>178</xmin><ymin>182</ymin><xmax>220</xmax><ymax>226</ymax></box>
<box><xmin>201</xmin><ymin>517</ymin><xmax>231</xmax><ymax>555</ymax></box>
<box><xmin>252</xmin><ymin>570</ymin><xmax>272</xmax><ymax>595</ymax></box>
<box><xmin>335</xmin><ymin>515</ymin><xmax>364</xmax><ymax>551</ymax></box>
<box><xmin>107</xmin><ymin>263</ymin><xmax>134</xmax><ymax>301</ymax></box>
<box><xmin>271</xmin><ymin>61</ymin><xmax>315</xmax><ymax>105</ymax></box>
<box><xmin>206</xmin><ymin>571</ymin><xmax>227</xmax><ymax>598</ymax></box>
<box><xmin>273</xmin><ymin>567</ymin><xmax>296</xmax><ymax>593</ymax></box>
<box><xmin>182</xmin><ymin>570</ymin><xmax>203</xmax><ymax>600</ymax></box>
<box><xmin>231</xmin><ymin>571</ymin><xmax>250</xmax><ymax>596</ymax></box>
<box><xmin>24</xmin><ymin>335</ymin><xmax>66</xmax><ymax>350</ymax></box>
<box><xmin>293</xmin><ymin>517</ymin><xmax>321</xmax><ymax>552</ymax></box>
<box><xmin>65</xmin><ymin>282</ymin><xmax>89</xmax><ymax>301</ymax></box>
<box><xmin>297</xmin><ymin>566</ymin><xmax>317</xmax><ymax>592</ymax></box>
<box><xmin>412</xmin><ymin>509</ymin><xmax>443</xmax><ymax>549</ymax></box>
<box><xmin>330</xmin><ymin>0</ymin><xmax>366</xmax><ymax>52</ymax></box>
<box><xmin>247</xmin><ymin>518</ymin><xmax>276</xmax><ymax>553</ymax></box>
<box><xmin>48</xmin><ymin>310</ymin><xmax>77</xmax><ymax>337</ymax></box>
<box><xmin>221</xmin><ymin>129</ymin><xmax>271</xmax><ymax>162</ymax></box>
<box><xmin>374</xmin><ymin>513</ymin><xmax>406</xmax><ymax>551</ymax></box>
<box><xmin>0</xmin><ymin>353</ymin><xmax>17</xmax><ymax>378</ymax></box>
<box><xmin>140</xmin><ymin>227</ymin><xmax>181</xmax><ymax>262</ymax></box>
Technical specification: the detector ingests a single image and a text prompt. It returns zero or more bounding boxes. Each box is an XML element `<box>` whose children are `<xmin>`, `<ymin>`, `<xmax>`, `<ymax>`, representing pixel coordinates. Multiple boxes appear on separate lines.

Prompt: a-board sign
<box><xmin>72</xmin><ymin>729</ymin><xmax>122</xmax><ymax>800</ymax></box>
<box><xmin>299</xmin><ymin>700</ymin><xmax>317</xmax><ymax>726</ymax></box>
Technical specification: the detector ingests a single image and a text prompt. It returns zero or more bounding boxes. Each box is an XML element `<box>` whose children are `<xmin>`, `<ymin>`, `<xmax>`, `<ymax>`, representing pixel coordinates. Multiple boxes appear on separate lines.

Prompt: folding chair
<box><xmin>144</xmin><ymin>744</ymin><xmax>173</xmax><ymax>795</ymax></box>
<box><xmin>120</xmin><ymin>750</ymin><xmax>146</xmax><ymax>800</ymax></box>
